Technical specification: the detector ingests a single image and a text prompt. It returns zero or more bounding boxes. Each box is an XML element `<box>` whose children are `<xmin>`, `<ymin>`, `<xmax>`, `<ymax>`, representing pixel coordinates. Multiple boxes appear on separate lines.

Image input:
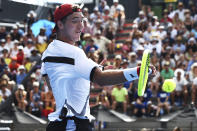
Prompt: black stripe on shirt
<box><xmin>43</xmin><ymin>56</ymin><xmax>74</xmax><ymax>65</ymax></box>
<box><xmin>90</xmin><ymin>66</ymin><xmax>97</xmax><ymax>82</ymax></box>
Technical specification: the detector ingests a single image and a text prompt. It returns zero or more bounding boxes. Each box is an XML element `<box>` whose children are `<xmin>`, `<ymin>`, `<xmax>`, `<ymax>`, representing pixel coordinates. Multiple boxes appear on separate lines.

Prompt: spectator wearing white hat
<box><xmin>0</xmin><ymin>39</ymin><xmax>9</xmax><ymax>53</ymax></box>
<box><xmin>92</xmin><ymin>30</ymin><xmax>111</xmax><ymax>55</ymax></box>
<box><xmin>89</xmin><ymin>6</ymin><xmax>100</xmax><ymax>24</ymax></box>
<box><xmin>23</xmin><ymin>39</ymin><xmax>35</xmax><ymax>58</ymax></box>
<box><xmin>133</xmin><ymin>10</ymin><xmax>147</xmax><ymax>25</ymax></box>
<box><xmin>128</xmin><ymin>52</ymin><xmax>139</xmax><ymax>68</ymax></box>
<box><xmin>171</xmin><ymin>69</ymin><xmax>188</xmax><ymax>106</ymax></box>
<box><xmin>15</xmin><ymin>84</ymin><xmax>27</xmax><ymax>111</ymax></box>
<box><xmin>16</xmin><ymin>65</ymin><xmax>26</xmax><ymax>84</ymax></box>
<box><xmin>82</xmin><ymin>18</ymin><xmax>93</xmax><ymax>35</ymax></box>
<box><xmin>16</xmin><ymin>45</ymin><xmax>25</xmax><ymax>65</ymax></box>
<box><xmin>110</xmin><ymin>0</ymin><xmax>125</xmax><ymax>17</ymax></box>
<box><xmin>156</xmin><ymin>25</ymin><xmax>167</xmax><ymax>40</ymax></box>
<box><xmin>29</xmin><ymin>81</ymin><xmax>43</xmax><ymax>117</ymax></box>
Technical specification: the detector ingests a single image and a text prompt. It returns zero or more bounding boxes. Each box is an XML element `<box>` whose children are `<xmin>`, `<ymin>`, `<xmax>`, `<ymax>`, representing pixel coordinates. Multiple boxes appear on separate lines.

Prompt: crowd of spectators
<box><xmin>0</xmin><ymin>0</ymin><xmax>197</xmax><ymax>120</ymax></box>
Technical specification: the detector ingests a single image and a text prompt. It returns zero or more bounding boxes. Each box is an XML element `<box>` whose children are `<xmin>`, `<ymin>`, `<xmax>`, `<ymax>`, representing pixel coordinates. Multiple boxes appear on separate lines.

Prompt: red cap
<box><xmin>53</xmin><ymin>4</ymin><xmax>82</xmax><ymax>33</ymax></box>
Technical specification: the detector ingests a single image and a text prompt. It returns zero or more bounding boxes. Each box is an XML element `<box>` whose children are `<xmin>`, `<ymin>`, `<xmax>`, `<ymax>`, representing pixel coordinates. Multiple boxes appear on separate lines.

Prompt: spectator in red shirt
<box><xmin>16</xmin><ymin>45</ymin><xmax>24</xmax><ymax>65</ymax></box>
<box><xmin>9</xmin><ymin>57</ymin><xmax>20</xmax><ymax>72</ymax></box>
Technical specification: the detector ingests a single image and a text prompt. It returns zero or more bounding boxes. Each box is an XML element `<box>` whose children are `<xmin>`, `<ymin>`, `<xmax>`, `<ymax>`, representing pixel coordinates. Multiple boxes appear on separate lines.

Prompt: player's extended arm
<box><xmin>92</xmin><ymin>65</ymin><xmax>156</xmax><ymax>86</ymax></box>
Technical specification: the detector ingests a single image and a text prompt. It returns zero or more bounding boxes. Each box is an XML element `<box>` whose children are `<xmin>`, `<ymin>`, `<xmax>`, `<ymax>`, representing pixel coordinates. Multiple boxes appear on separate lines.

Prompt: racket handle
<box><xmin>148</xmin><ymin>68</ymin><xmax>152</xmax><ymax>75</ymax></box>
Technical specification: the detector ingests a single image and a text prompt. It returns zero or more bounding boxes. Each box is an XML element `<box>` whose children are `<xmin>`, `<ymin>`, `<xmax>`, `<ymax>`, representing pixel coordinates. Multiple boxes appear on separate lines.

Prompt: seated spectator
<box><xmin>173</xmin><ymin>126</ymin><xmax>183</xmax><ymax>131</ymax></box>
<box><xmin>191</xmin><ymin>63</ymin><xmax>197</xmax><ymax>107</ymax></box>
<box><xmin>29</xmin><ymin>81</ymin><xmax>43</xmax><ymax>117</ymax></box>
<box><xmin>132</xmin><ymin>95</ymin><xmax>146</xmax><ymax>117</ymax></box>
<box><xmin>9</xmin><ymin>57</ymin><xmax>20</xmax><ymax>72</ymax></box>
<box><xmin>36</xmin><ymin>28</ymin><xmax>47</xmax><ymax>53</ymax></box>
<box><xmin>16</xmin><ymin>65</ymin><xmax>26</xmax><ymax>84</ymax></box>
<box><xmin>15</xmin><ymin>84</ymin><xmax>27</xmax><ymax>111</ymax></box>
<box><xmin>16</xmin><ymin>45</ymin><xmax>24</xmax><ymax>65</ymax></box>
<box><xmin>186</xmin><ymin>52</ymin><xmax>197</xmax><ymax>71</ymax></box>
<box><xmin>171</xmin><ymin>69</ymin><xmax>188</xmax><ymax>106</ymax></box>
<box><xmin>1</xmin><ymin>49</ymin><xmax>11</xmax><ymax>65</ymax></box>
<box><xmin>42</xmin><ymin>88</ymin><xmax>55</xmax><ymax>118</ymax></box>
<box><xmin>97</xmin><ymin>90</ymin><xmax>110</xmax><ymax>109</ymax></box>
<box><xmin>85</xmin><ymin>38</ymin><xmax>98</xmax><ymax>53</ymax></box>
<box><xmin>0</xmin><ymin>82</ymin><xmax>11</xmax><ymax>103</ymax></box>
<box><xmin>161</xmin><ymin>61</ymin><xmax>174</xmax><ymax>82</ymax></box>
<box><xmin>29</xmin><ymin>49</ymin><xmax>41</xmax><ymax>63</ymax></box>
<box><xmin>112</xmin><ymin>84</ymin><xmax>128</xmax><ymax>114</ymax></box>
<box><xmin>156</xmin><ymin>86</ymin><xmax>170</xmax><ymax>117</ymax></box>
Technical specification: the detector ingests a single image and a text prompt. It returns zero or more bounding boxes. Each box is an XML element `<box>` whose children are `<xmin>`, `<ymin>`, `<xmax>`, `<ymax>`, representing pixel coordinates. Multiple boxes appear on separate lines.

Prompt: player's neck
<box><xmin>56</xmin><ymin>36</ymin><xmax>75</xmax><ymax>45</ymax></box>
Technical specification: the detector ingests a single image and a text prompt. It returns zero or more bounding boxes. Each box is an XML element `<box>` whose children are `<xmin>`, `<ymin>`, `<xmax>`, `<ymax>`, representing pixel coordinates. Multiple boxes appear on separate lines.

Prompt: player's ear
<box><xmin>57</xmin><ymin>20</ymin><xmax>64</xmax><ymax>30</ymax></box>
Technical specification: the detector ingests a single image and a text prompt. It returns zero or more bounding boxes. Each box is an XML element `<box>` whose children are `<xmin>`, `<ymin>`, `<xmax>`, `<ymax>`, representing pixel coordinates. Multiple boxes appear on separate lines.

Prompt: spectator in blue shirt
<box><xmin>16</xmin><ymin>65</ymin><xmax>26</xmax><ymax>84</ymax></box>
<box><xmin>156</xmin><ymin>86</ymin><xmax>170</xmax><ymax>117</ymax></box>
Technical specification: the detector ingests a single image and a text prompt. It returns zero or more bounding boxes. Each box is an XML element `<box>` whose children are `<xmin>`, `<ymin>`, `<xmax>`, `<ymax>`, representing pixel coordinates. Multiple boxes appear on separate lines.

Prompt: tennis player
<box><xmin>41</xmin><ymin>3</ymin><xmax>156</xmax><ymax>131</ymax></box>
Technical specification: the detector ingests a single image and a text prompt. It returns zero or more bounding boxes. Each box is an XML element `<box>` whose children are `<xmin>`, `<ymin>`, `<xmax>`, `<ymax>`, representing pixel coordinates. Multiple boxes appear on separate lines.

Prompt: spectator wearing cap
<box><xmin>169</xmin><ymin>2</ymin><xmax>186</xmax><ymax>22</ymax></box>
<box><xmin>93</xmin><ymin>30</ymin><xmax>111</xmax><ymax>55</ymax></box>
<box><xmin>29</xmin><ymin>81</ymin><xmax>43</xmax><ymax>117</ymax></box>
<box><xmin>145</xmin><ymin>36</ymin><xmax>162</xmax><ymax>56</ymax></box>
<box><xmin>171</xmin><ymin>69</ymin><xmax>188</xmax><ymax>106</ymax></box>
<box><xmin>9</xmin><ymin>57</ymin><xmax>20</xmax><ymax>72</ymax></box>
<box><xmin>92</xmin><ymin>19</ymin><xmax>104</xmax><ymax>36</ymax></box>
<box><xmin>156</xmin><ymin>25</ymin><xmax>167</xmax><ymax>40</ymax></box>
<box><xmin>143</xmin><ymin>26</ymin><xmax>153</xmax><ymax>42</ymax></box>
<box><xmin>110</xmin><ymin>0</ymin><xmax>125</xmax><ymax>18</ymax></box>
<box><xmin>98</xmin><ymin>0</ymin><xmax>107</xmax><ymax>13</ymax></box>
<box><xmin>133</xmin><ymin>10</ymin><xmax>147</xmax><ymax>25</ymax></box>
<box><xmin>113</xmin><ymin>4</ymin><xmax>125</xmax><ymax>31</ymax></box>
<box><xmin>23</xmin><ymin>39</ymin><xmax>35</xmax><ymax>58</ymax></box>
<box><xmin>89</xmin><ymin>7</ymin><xmax>100</xmax><ymax>24</ymax></box>
<box><xmin>10</xmin><ymin>25</ymin><xmax>22</xmax><ymax>41</ymax></box>
<box><xmin>16</xmin><ymin>45</ymin><xmax>24</xmax><ymax>65</ymax></box>
<box><xmin>114</xmin><ymin>55</ymin><xmax>122</xmax><ymax>69</ymax></box>
<box><xmin>128</xmin><ymin>52</ymin><xmax>139</xmax><ymax>68</ymax></box>
<box><xmin>173</xmin><ymin>36</ymin><xmax>186</xmax><ymax>53</ymax></box>
<box><xmin>16</xmin><ymin>65</ymin><xmax>26</xmax><ymax>84</ymax></box>
<box><xmin>15</xmin><ymin>84</ymin><xmax>27</xmax><ymax>111</ymax></box>
<box><xmin>27</xmin><ymin>10</ymin><xmax>37</xmax><ymax>29</ymax></box>
<box><xmin>0</xmin><ymin>39</ymin><xmax>9</xmax><ymax>53</ymax></box>
<box><xmin>82</xmin><ymin>7</ymin><xmax>89</xmax><ymax>19</ymax></box>
<box><xmin>186</xmin><ymin>37</ymin><xmax>197</xmax><ymax>53</ymax></box>
<box><xmin>102</xmin><ymin>5</ymin><xmax>111</xmax><ymax>22</ymax></box>
<box><xmin>161</xmin><ymin>61</ymin><xmax>174</xmax><ymax>81</ymax></box>
<box><xmin>174</xmin><ymin>47</ymin><xmax>184</xmax><ymax>62</ymax></box>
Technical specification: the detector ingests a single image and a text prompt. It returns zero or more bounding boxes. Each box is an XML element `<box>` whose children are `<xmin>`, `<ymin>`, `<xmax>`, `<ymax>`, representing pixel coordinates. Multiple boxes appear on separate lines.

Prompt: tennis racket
<box><xmin>138</xmin><ymin>50</ymin><xmax>151</xmax><ymax>96</ymax></box>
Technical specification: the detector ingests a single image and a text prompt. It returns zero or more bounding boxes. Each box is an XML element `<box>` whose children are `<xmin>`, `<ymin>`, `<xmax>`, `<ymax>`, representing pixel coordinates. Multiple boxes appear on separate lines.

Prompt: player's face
<box><xmin>62</xmin><ymin>12</ymin><xmax>84</xmax><ymax>44</ymax></box>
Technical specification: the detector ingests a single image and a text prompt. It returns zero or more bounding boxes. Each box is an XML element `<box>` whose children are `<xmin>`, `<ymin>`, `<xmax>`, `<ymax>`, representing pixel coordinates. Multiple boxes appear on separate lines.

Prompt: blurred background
<box><xmin>0</xmin><ymin>0</ymin><xmax>197</xmax><ymax>131</ymax></box>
